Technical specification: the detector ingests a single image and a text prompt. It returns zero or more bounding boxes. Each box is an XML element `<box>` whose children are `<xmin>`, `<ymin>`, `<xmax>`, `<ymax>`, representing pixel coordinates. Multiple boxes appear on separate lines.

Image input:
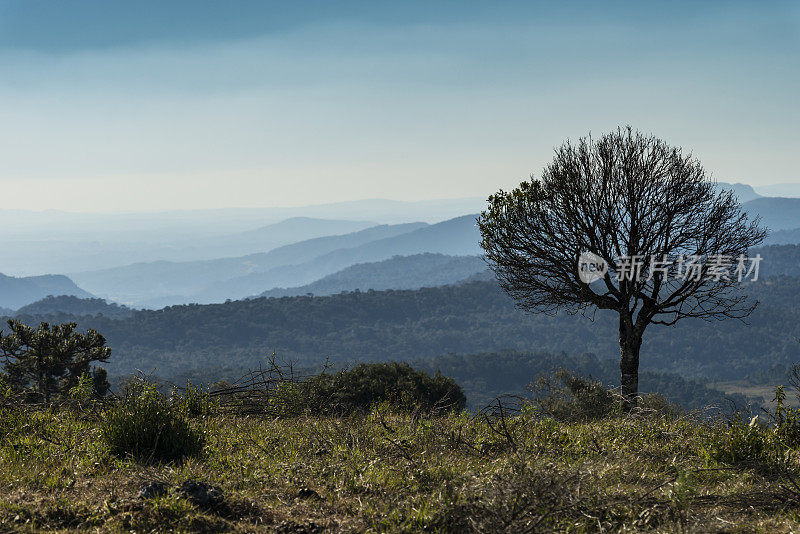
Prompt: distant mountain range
<box><xmin>743</xmin><ymin>197</ymin><xmax>800</xmax><ymax>231</ymax></box>
<box><xmin>259</xmin><ymin>253</ymin><xmax>487</xmax><ymax>298</ymax></box>
<box><xmin>66</xmin><ymin>192</ymin><xmax>800</xmax><ymax>308</ymax></box>
<box><xmin>753</xmin><ymin>183</ymin><xmax>800</xmax><ymax>197</ymax></box>
<box><xmin>764</xmin><ymin>228</ymin><xmax>800</xmax><ymax>246</ymax></box>
<box><xmin>0</xmin><ymin>198</ymin><xmax>484</xmax><ymax>275</ymax></box>
<box><xmin>0</xmin><ymin>273</ymin><xmax>92</xmax><ymax>310</ymax></box>
<box><xmin>71</xmin><ymin>221</ymin><xmax>428</xmax><ymax>306</ymax></box>
<box><xmin>71</xmin><ymin>215</ymin><xmax>482</xmax><ymax>307</ymax></box>
<box><xmin>191</xmin><ymin>214</ymin><xmax>483</xmax><ymax>304</ymax></box>
<box><xmin>0</xmin><ymin>216</ymin><xmax>376</xmax><ymax>276</ymax></box>
<box><xmin>2</xmin><ymin>188</ymin><xmax>799</xmax><ymax>310</ymax></box>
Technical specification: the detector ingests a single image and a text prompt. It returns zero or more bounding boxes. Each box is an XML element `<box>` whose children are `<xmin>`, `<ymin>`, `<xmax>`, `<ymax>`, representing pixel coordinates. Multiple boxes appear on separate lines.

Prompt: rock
<box><xmin>137</xmin><ymin>481</ymin><xmax>169</xmax><ymax>500</ymax></box>
<box><xmin>179</xmin><ymin>479</ymin><xmax>224</xmax><ymax>507</ymax></box>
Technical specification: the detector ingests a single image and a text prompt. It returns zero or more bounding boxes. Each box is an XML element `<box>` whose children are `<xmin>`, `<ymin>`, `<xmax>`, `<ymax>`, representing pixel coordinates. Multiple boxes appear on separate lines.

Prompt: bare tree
<box><xmin>477</xmin><ymin>127</ymin><xmax>767</xmax><ymax>408</ymax></box>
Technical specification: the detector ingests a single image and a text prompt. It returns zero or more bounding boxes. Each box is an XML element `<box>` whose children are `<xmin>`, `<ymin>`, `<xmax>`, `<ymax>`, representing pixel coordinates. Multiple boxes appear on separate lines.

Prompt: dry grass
<box><xmin>2</xmin><ymin>400</ymin><xmax>800</xmax><ymax>532</ymax></box>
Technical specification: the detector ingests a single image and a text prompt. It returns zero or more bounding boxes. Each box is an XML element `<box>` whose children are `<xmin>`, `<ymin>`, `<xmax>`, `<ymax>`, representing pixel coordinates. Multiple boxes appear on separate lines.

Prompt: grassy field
<box><xmin>3</xmin><ymin>397</ymin><xmax>800</xmax><ymax>533</ymax></box>
<box><xmin>710</xmin><ymin>380</ymin><xmax>800</xmax><ymax>408</ymax></box>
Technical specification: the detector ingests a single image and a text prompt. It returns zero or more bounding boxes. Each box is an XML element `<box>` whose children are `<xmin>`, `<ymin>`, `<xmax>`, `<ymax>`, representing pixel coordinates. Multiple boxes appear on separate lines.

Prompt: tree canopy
<box><xmin>478</xmin><ymin>127</ymin><xmax>766</xmax><ymax>405</ymax></box>
<box><xmin>0</xmin><ymin>320</ymin><xmax>111</xmax><ymax>402</ymax></box>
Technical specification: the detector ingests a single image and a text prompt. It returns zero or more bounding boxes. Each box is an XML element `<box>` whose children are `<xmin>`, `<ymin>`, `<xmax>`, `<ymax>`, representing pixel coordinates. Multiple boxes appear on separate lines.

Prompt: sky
<box><xmin>0</xmin><ymin>1</ymin><xmax>797</xmax><ymax>212</ymax></box>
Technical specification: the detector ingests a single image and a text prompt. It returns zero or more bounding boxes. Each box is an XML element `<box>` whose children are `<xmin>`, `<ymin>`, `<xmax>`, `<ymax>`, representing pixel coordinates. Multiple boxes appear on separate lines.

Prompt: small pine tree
<box><xmin>0</xmin><ymin>320</ymin><xmax>111</xmax><ymax>402</ymax></box>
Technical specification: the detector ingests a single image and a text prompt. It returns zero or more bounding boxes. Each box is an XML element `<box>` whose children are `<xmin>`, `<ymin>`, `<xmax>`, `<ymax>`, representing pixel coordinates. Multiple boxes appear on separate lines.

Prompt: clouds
<box><xmin>0</xmin><ymin>2</ymin><xmax>797</xmax><ymax>210</ymax></box>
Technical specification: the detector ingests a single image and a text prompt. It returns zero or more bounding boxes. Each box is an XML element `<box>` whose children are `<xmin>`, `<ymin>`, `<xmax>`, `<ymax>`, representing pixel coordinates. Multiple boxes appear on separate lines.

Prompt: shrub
<box><xmin>771</xmin><ymin>385</ymin><xmax>800</xmax><ymax>449</ymax></box>
<box><xmin>639</xmin><ymin>393</ymin><xmax>685</xmax><ymax>418</ymax></box>
<box><xmin>267</xmin><ymin>382</ymin><xmax>306</xmax><ymax>417</ymax></box>
<box><xmin>704</xmin><ymin>422</ymin><xmax>770</xmax><ymax>466</ymax></box>
<box><xmin>101</xmin><ymin>379</ymin><xmax>205</xmax><ymax>462</ymax></box>
<box><xmin>174</xmin><ymin>382</ymin><xmax>215</xmax><ymax>417</ymax></box>
<box><xmin>299</xmin><ymin>362</ymin><xmax>466</xmax><ymax>415</ymax></box>
<box><xmin>530</xmin><ymin>368</ymin><xmax>618</xmax><ymax>422</ymax></box>
<box><xmin>705</xmin><ymin>386</ymin><xmax>800</xmax><ymax>469</ymax></box>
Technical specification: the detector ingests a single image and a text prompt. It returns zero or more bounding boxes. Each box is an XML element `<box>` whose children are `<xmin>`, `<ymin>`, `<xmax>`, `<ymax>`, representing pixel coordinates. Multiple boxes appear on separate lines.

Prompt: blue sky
<box><xmin>0</xmin><ymin>1</ymin><xmax>797</xmax><ymax>211</ymax></box>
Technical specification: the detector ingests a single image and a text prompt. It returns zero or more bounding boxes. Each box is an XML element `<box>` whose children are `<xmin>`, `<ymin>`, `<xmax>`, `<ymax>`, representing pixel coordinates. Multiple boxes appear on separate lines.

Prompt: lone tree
<box><xmin>478</xmin><ymin>127</ymin><xmax>766</xmax><ymax>407</ymax></box>
<box><xmin>0</xmin><ymin>320</ymin><xmax>111</xmax><ymax>402</ymax></box>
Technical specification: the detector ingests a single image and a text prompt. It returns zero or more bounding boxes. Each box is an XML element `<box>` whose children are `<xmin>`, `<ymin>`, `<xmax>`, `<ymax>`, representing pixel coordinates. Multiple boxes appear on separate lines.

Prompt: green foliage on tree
<box><xmin>0</xmin><ymin>319</ymin><xmax>111</xmax><ymax>402</ymax></box>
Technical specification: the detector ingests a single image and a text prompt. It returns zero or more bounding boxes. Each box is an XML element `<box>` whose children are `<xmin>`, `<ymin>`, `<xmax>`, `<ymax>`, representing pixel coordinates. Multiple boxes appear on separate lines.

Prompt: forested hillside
<box><xmin>14</xmin><ymin>295</ymin><xmax>133</xmax><ymax>319</ymax></box>
<box><xmin>756</xmin><ymin>243</ymin><xmax>800</xmax><ymax>277</ymax></box>
<box><xmin>9</xmin><ymin>274</ymin><xmax>799</xmax><ymax>385</ymax></box>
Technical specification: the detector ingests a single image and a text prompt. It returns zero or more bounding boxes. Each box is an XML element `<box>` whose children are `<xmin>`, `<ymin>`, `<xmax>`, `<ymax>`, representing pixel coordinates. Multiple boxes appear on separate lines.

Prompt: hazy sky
<box><xmin>0</xmin><ymin>1</ymin><xmax>797</xmax><ymax>211</ymax></box>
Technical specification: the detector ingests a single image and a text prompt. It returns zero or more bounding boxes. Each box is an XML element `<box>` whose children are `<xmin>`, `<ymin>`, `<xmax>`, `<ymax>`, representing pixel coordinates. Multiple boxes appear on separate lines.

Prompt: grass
<box><xmin>3</xmin><ymin>397</ymin><xmax>800</xmax><ymax>532</ymax></box>
<box><xmin>711</xmin><ymin>380</ymin><xmax>800</xmax><ymax>408</ymax></box>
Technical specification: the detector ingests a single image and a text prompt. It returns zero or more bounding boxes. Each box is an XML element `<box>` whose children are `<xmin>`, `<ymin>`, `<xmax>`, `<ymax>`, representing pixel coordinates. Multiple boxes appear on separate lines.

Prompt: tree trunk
<box><xmin>619</xmin><ymin>314</ymin><xmax>642</xmax><ymax>411</ymax></box>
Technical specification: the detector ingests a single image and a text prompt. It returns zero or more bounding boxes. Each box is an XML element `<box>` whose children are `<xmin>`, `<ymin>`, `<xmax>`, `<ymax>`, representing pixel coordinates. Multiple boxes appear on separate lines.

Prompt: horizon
<box><xmin>0</xmin><ymin>182</ymin><xmax>798</xmax><ymax>215</ymax></box>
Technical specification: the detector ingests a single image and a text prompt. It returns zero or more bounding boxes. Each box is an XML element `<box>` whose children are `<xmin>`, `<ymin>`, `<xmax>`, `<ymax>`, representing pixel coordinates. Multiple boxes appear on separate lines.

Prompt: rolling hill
<box><xmin>13</xmin><ymin>295</ymin><xmax>133</xmax><ymax>319</ymax></box>
<box><xmin>259</xmin><ymin>253</ymin><xmax>486</xmax><ymax>298</ymax></box>
<box><xmin>764</xmin><ymin>228</ymin><xmax>800</xmax><ymax>245</ymax></box>
<box><xmin>0</xmin><ymin>273</ymin><xmax>92</xmax><ymax>310</ymax></box>
<box><xmin>743</xmin><ymin>197</ymin><xmax>800</xmax><ymax>231</ymax></box>
<box><xmin>718</xmin><ymin>182</ymin><xmax>761</xmax><ymax>202</ymax></box>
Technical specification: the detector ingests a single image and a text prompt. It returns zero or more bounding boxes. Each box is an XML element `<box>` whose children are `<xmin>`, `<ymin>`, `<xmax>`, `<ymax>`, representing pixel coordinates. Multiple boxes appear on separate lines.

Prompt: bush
<box><xmin>174</xmin><ymin>382</ymin><xmax>215</xmax><ymax>417</ymax></box>
<box><xmin>299</xmin><ymin>362</ymin><xmax>466</xmax><ymax>415</ymax></box>
<box><xmin>639</xmin><ymin>393</ymin><xmax>685</xmax><ymax>418</ymax></box>
<box><xmin>705</xmin><ymin>387</ymin><xmax>800</xmax><ymax>469</ymax></box>
<box><xmin>772</xmin><ymin>386</ymin><xmax>800</xmax><ymax>449</ymax></box>
<box><xmin>530</xmin><ymin>369</ymin><xmax>618</xmax><ymax>422</ymax></box>
<box><xmin>267</xmin><ymin>382</ymin><xmax>306</xmax><ymax>417</ymax></box>
<box><xmin>101</xmin><ymin>379</ymin><xmax>205</xmax><ymax>462</ymax></box>
<box><xmin>704</xmin><ymin>422</ymin><xmax>770</xmax><ymax>466</ymax></box>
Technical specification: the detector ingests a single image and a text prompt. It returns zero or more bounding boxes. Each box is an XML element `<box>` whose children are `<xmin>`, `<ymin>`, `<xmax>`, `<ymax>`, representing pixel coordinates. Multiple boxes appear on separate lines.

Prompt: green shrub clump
<box><xmin>530</xmin><ymin>368</ymin><xmax>619</xmax><ymax>422</ymax></box>
<box><xmin>174</xmin><ymin>381</ymin><xmax>216</xmax><ymax>417</ymax></box>
<box><xmin>704</xmin><ymin>387</ymin><xmax>800</xmax><ymax>468</ymax></box>
<box><xmin>299</xmin><ymin>362</ymin><xmax>466</xmax><ymax>415</ymax></box>
<box><xmin>101</xmin><ymin>379</ymin><xmax>205</xmax><ymax>462</ymax></box>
